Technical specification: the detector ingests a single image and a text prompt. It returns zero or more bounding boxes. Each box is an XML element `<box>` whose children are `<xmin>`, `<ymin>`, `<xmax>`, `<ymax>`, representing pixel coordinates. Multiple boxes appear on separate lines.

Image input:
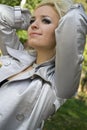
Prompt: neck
<box><xmin>36</xmin><ymin>49</ymin><xmax>55</xmax><ymax>64</ymax></box>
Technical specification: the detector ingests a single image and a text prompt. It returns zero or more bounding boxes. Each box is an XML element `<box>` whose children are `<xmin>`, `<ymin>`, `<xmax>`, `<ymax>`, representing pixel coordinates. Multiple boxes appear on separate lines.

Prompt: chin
<box><xmin>28</xmin><ymin>41</ymin><xmax>40</xmax><ymax>48</ymax></box>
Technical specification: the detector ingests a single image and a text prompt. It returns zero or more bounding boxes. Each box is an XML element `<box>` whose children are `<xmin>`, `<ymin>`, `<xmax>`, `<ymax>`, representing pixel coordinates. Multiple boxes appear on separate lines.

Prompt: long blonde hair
<box><xmin>36</xmin><ymin>0</ymin><xmax>74</xmax><ymax>18</ymax></box>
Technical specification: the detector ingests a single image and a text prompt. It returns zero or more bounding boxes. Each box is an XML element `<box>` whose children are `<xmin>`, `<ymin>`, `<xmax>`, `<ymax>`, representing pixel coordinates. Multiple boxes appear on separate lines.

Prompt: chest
<box><xmin>0</xmin><ymin>76</ymin><xmax>43</xmax><ymax>127</ymax></box>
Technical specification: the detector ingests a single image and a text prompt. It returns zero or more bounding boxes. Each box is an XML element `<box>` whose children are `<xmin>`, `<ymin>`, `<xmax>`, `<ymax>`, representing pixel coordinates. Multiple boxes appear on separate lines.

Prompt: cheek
<box><xmin>27</xmin><ymin>27</ymin><xmax>31</xmax><ymax>37</ymax></box>
<box><xmin>44</xmin><ymin>29</ymin><xmax>56</xmax><ymax>46</ymax></box>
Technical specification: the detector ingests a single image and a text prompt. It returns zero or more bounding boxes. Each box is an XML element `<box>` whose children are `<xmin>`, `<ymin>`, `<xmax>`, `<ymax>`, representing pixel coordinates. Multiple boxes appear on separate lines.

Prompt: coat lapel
<box><xmin>0</xmin><ymin>47</ymin><xmax>36</xmax><ymax>82</ymax></box>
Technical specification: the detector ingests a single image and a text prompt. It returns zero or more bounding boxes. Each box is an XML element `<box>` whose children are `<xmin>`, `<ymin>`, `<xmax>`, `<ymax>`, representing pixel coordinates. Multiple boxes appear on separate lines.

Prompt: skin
<box><xmin>27</xmin><ymin>5</ymin><xmax>60</xmax><ymax>64</ymax></box>
<box><xmin>8</xmin><ymin>5</ymin><xmax>60</xmax><ymax>80</ymax></box>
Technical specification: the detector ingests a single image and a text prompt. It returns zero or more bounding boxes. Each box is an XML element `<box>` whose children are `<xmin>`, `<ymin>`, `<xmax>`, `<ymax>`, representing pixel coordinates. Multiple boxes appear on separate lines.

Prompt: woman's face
<box><xmin>28</xmin><ymin>5</ymin><xmax>59</xmax><ymax>51</ymax></box>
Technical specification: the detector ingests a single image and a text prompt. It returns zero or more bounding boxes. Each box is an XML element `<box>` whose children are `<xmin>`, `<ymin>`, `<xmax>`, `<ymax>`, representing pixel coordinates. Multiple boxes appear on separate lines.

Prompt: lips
<box><xmin>29</xmin><ymin>32</ymin><xmax>42</xmax><ymax>37</ymax></box>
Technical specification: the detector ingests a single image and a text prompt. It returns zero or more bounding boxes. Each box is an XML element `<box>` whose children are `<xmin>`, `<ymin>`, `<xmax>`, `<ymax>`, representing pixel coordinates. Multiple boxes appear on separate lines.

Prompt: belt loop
<box><xmin>14</xmin><ymin>6</ymin><xmax>23</xmax><ymax>28</ymax></box>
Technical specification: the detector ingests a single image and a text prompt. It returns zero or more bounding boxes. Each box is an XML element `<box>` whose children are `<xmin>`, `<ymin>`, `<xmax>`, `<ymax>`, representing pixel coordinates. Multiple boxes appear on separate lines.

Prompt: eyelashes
<box><xmin>30</xmin><ymin>17</ymin><xmax>52</xmax><ymax>25</ymax></box>
<box><xmin>42</xmin><ymin>18</ymin><xmax>51</xmax><ymax>24</ymax></box>
<box><xmin>30</xmin><ymin>18</ymin><xmax>35</xmax><ymax>24</ymax></box>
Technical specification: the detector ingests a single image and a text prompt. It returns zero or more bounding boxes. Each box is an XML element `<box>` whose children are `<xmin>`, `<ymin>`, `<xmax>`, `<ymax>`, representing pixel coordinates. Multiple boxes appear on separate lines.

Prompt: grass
<box><xmin>43</xmin><ymin>92</ymin><xmax>87</xmax><ymax>130</ymax></box>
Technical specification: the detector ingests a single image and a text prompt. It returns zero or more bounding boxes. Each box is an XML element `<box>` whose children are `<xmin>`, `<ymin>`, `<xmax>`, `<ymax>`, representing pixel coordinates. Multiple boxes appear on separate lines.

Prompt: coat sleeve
<box><xmin>0</xmin><ymin>4</ymin><xmax>31</xmax><ymax>55</ymax></box>
<box><xmin>55</xmin><ymin>4</ymin><xmax>87</xmax><ymax>98</ymax></box>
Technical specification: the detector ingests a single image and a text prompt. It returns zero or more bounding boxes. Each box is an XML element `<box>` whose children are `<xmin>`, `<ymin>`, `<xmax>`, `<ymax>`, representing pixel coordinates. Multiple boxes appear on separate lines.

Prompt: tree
<box><xmin>20</xmin><ymin>0</ymin><xmax>27</xmax><ymax>8</ymax></box>
<box><xmin>24</xmin><ymin>0</ymin><xmax>41</xmax><ymax>12</ymax></box>
<box><xmin>0</xmin><ymin>0</ymin><xmax>20</xmax><ymax>6</ymax></box>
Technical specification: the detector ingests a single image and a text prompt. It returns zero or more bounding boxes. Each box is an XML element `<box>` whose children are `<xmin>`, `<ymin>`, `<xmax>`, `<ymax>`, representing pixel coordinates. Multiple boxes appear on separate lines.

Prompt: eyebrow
<box><xmin>31</xmin><ymin>15</ymin><xmax>51</xmax><ymax>19</ymax></box>
<box><xmin>30</xmin><ymin>16</ymin><xmax>35</xmax><ymax>19</ymax></box>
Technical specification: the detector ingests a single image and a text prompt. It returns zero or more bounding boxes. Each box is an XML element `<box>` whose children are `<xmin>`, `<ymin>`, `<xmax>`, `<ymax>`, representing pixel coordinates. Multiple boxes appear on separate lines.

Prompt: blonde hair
<box><xmin>36</xmin><ymin>0</ymin><xmax>74</xmax><ymax>18</ymax></box>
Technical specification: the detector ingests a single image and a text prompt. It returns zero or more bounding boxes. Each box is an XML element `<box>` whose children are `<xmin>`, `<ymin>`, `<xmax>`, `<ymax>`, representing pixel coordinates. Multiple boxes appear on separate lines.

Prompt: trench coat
<box><xmin>0</xmin><ymin>4</ymin><xmax>87</xmax><ymax>130</ymax></box>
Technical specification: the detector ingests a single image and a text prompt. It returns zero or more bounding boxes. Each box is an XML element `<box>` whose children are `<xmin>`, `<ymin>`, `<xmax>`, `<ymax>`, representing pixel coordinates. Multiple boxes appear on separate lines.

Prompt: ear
<box><xmin>55</xmin><ymin>4</ymin><xmax>87</xmax><ymax>98</ymax></box>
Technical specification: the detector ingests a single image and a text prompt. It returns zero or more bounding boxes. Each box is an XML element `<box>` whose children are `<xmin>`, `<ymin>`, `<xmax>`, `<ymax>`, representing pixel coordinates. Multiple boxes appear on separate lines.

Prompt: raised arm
<box><xmin>55</xmin><ymin>4</ymin><xmax>87</xmax><ymax>98</ymax></box>
<box><xmin>0</xmin><ymin>4</ymin><xmax>31</xmax><ymax>55</ymax></box>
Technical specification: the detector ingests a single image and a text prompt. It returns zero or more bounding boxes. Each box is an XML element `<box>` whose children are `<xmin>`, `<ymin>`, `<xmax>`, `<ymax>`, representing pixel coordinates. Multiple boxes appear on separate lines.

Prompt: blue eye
<box><xmin>42</xmin><ymin>18</ymin><xmax>51</xmax><ymax>24</ymax></box>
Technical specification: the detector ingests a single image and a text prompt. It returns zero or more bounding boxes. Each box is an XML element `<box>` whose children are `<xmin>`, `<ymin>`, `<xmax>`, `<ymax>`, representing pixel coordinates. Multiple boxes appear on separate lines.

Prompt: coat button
<box><xmin>3</xmin><ymin>59</ymin><xmax>11</xmax><ymax>66</ymax></box>
<box><xmin>16</xmin><ymin>113</ymin><xmax>25</xmax><ymax>121</ymax></box>
<box><xmin>1</xmin><ymin>56</ymin><xmax>11</xmax><ymax>67</ymax></box>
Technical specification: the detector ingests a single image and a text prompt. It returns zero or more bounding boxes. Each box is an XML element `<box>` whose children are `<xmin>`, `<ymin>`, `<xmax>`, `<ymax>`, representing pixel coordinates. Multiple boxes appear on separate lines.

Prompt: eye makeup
<box><xmin>29</xmin><ymin>15</ymin><xmax>52</xmax><ymax>25</ymax></box>
<box><xmin>30</xmin><ymin>16</ymin><xmax>35</xmax><ymax>24</ymax></box>
<box><xmin>42</xmin><ymin>17</ymin><xmax>52</xmax><ymax>24</ymax></box>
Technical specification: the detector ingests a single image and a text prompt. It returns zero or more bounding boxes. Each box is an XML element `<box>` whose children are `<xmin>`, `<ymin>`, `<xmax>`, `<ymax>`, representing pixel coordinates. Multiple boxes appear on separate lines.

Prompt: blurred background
<box><xmin>0</xmin><ymin>0</ymin><xmax>87</xmax><ymax>130</ymax></box>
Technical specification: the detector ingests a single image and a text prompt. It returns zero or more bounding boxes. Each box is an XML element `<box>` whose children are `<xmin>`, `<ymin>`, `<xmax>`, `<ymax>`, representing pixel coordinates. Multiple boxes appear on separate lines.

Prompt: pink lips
<box><xmin>29</xmin><ymin>32</ymin><xmax>42</xmax><ymax>37</ymax></box>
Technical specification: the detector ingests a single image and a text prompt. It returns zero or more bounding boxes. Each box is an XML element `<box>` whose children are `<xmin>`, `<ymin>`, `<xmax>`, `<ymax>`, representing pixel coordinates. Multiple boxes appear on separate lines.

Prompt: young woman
<box><xmin>0</xmin><ymin>0</ymin><xmax>87</xmax><ymax>130</ymax></box>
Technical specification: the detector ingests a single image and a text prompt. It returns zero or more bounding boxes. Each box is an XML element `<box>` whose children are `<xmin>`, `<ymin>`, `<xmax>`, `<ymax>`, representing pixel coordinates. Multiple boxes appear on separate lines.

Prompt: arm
<box><xmin>55</xmin><ymin>4</ymin><xmax>87</xmax><ymax>98</ymax></box>
<box><xmin>0</xmin><ymin>4</ymin><xmax>31</xmax><ymax>55</ymax></box>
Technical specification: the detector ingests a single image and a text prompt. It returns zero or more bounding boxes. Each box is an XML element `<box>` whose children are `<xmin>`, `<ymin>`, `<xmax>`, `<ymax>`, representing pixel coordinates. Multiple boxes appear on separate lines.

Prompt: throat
<box><xmin>36</xmin><ymin>50</ymin><xmax>55</xmax><ymax>64</ymax></box>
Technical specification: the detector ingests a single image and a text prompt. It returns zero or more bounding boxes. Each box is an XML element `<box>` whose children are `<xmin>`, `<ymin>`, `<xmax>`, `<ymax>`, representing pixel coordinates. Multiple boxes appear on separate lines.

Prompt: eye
<box><xmin>30</xmin><ymin>18</ymin><xmax>35</xmax><ymax>25</ymax></box>
<box><xmin>42</xmin><ymin>18</ymin><xmax>52</xmax><ymax>24</ymax></box>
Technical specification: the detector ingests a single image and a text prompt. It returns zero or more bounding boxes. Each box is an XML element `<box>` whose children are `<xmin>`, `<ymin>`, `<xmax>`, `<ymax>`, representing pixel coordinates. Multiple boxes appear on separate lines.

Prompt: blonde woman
<box><xmin>0</xmin><ymin>0</ymin><xmax>87</xmax><ymax>130</ymax></box>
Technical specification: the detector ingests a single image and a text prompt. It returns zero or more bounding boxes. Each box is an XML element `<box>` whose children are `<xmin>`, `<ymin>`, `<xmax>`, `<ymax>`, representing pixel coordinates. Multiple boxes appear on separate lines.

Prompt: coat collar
<box><xmin>0</xmin><ymin>47</ymin><xmax>36</xmax><ymax>82</ymax></box>
<box><xmin>7</xmin><ymin>55</ymin><xmax>55</xmax><ymax>84</ymax></box>
<box><xmin>0</xmin><ymin>47</ymin><xmax>55</xmax><ymax>83</ymax></box>
<box><xmin>7</xmin><ymin>46</ymin><xmax>36</xmax><ymax>65</ymax></box>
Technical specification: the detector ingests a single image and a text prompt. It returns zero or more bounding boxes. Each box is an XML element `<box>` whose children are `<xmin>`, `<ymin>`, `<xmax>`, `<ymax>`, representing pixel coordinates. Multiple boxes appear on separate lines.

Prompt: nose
<box><xmin>30</xmin><ymin>20</ymin><xmax>39</xmax><ymax>30</ymax></box>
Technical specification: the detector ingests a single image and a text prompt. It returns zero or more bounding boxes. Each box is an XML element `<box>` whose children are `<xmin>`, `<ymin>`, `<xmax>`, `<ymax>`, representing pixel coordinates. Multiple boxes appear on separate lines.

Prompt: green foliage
<box><xmin>17</xmin><ymin>30</ymin><xmax>28</xmax><ymax>44</ymax></box>
<box><xmin>43</xmin><ymin>94</ymin><xmax>87</xmax><ymax>130</ymax></box>
<box><xmin>0</xmin><ymin>1</ymin><xmax>87</xmax><ymax>129</ymax></box>
<box><xmin>0</xmin><ymin>0</ymin><xmax>20</xmax><ymax>6</ymax></box>
<box><xmin>83</xmin><ymin>42</ymin><xmax>87</xmax><ymax>71</ymax></box>
<box><xmin>25</xmin><ymin>0</ymin><xmax>41</xmax><ymax>12</ymax></box>
<box><xmin>74</xmin><ymin>0</ymin><xmax>87</xmax><ymax>75</ymax></box>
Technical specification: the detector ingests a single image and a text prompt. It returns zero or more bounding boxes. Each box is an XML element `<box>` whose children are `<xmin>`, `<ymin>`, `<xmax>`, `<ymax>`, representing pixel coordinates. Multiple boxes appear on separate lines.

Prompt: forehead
<box><xmin>33</xmin><ymin>5</ymin><xmax>58</xmax><ymax>18</ymax></box>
